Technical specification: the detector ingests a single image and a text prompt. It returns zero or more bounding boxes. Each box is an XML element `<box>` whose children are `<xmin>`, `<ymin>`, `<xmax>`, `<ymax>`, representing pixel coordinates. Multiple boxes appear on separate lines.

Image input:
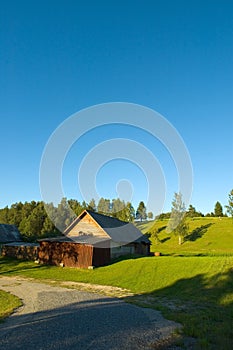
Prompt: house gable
<box><xmin>65</xmin><ymin>211</ymin><xmax>110</xmax><ymax>239</ymax></box>
<box><xmin>64</xmin><ymin>210</ymin><xmax>150</xmax><ymax>246</ymax></box>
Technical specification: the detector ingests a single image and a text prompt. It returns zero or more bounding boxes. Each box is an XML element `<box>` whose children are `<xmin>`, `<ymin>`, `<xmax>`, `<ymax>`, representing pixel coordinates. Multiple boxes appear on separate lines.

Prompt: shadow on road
<box><xmin>0</xmin><ymin>289</ymin><xmax>179</xmax><ymax>350</ymax></box>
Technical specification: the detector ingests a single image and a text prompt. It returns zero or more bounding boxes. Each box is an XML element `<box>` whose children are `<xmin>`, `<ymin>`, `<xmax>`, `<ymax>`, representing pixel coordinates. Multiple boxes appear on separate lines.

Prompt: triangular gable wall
<box><xmin>65</xmin><ymin>211</ymin><xmax>110</xmax><ymax>239</ymax></box>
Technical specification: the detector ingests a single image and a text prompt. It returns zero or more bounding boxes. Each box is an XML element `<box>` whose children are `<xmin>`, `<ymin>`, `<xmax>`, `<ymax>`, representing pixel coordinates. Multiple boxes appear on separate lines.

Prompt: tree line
<box><xmin>0</xmin><ymin>189</ymin><xmax>232</xmax><ymax>242</ymax></box>
<box><xmin>0</xmin><ymin>198</ymin><xmax>152</xmax><ymax>241</ymax></box>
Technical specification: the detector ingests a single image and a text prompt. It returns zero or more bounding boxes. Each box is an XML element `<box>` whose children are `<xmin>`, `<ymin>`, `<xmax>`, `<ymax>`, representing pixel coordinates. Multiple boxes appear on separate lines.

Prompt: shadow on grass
<box><xmin>185</xmin><ymin>223</ymin><xmax>213</xmax><ymax>242</ymax></box>
<box><xmin>160</xmin><ymin>237</ymin><xmax>170</xmax><ymax>243</ymax></box>
<box><xmin>125</xmin><ymin>267</ymin><xmax>233</xmax><ymax>349</ymax></box>
<box><xmin>0</xmin><ymin>256</ymin><xmax>45</xmax><ymax>275</ymax></box>
<box><xmin>157</xmin><ymin>226</ymin><xmax>167</xmax><ymax>233</ymax></box>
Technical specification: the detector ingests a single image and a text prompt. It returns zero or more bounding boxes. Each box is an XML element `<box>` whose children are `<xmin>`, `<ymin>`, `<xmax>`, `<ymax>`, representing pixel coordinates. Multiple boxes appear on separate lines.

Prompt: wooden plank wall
<box><xmin>38</xmin><ymin>242</ymin><xmax>94</xmax><ymax>268</ymax></box>
<box><xmin>67</xmin><ymin>214</ymin><xmax>108</xmax><ymax>238</ymax></box>
<box><xmin>93</xmin><ymin>246</ymin><xmax>111</xmax><ymax>266</ymax></box>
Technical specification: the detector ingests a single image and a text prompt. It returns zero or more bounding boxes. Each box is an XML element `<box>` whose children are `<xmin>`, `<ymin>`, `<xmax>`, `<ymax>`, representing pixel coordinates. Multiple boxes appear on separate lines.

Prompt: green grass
<box><xmin>136</xmin><ymin>217</ymin><xmax>233</xmax><ymax>255</ymax></box>
<box><xmin>1</xmin><ymin>255</ymin><xmax>233</xmax><ymax>348</ymax></box>
<box><xmin>0</xmin><ymin>289</ymin><xmax>22</xmax><ymax>321</ymax></box>
<box><xmin>0</xmin><ymin>217</ymin><xmax>232</xmax><ymax>348</ymax></box>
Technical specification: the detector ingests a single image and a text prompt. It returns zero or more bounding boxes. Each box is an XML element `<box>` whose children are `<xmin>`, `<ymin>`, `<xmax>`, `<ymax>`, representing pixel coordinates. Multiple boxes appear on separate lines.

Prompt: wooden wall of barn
<box><xmin>39</xmin><ymin>241</ymin><xmax>111</xmax><ymax>268</ymax></box>
<box><xmin>38</xmin><ymin>241</ymin><xmax>95</xmax><ymax>268</ymax></box>
<box><xmin>93</xmin><ymin>246</ymin><xmax>111</xmax><ymax>266</ymax></box>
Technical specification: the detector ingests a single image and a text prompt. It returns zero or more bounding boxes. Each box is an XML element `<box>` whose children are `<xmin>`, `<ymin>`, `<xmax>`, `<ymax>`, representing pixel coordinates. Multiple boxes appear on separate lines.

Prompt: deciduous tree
<box><xmin>147</xmin><ymin>212</ymin><xmax>153</xmax><ymax>220</ymax></box>
<box><xmin>167</xmin><ymin>192</ymin><xmax>189</xmax><ymax>245</ymax></box>
<box><xmin>225</xmin><ymin>190</ymin><xmax>233</xmax><ymax>217</ymax></box>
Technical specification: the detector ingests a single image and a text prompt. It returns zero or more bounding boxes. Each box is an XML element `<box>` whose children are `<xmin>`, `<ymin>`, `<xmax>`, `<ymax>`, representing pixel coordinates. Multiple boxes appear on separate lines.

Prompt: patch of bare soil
<box><xmin>58</xmin><ymin>280</ymin><xmax>135</xmax><ymax>297</ymax></box>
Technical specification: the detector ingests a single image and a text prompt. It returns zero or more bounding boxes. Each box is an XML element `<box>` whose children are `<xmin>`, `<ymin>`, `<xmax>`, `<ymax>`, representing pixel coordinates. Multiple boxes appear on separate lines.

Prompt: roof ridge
<box><xmin>86</xmin><ymin>210</ymin><xmax>130</xmax><ymax>224</ymax></box>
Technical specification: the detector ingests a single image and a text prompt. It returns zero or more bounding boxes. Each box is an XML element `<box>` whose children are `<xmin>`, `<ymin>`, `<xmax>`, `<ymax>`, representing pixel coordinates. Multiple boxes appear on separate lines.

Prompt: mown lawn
<box><xmin>0</xmin><ymin>255</ymin><xmax>233</xmax><ymax>348</ymax></box>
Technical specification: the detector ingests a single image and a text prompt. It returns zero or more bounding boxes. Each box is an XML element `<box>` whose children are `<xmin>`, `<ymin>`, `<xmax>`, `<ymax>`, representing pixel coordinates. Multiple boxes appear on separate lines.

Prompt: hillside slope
<box><xmin>136</xmin><ymin>217</ymin><xmax>233</xmax><ymax>255</ymax></box>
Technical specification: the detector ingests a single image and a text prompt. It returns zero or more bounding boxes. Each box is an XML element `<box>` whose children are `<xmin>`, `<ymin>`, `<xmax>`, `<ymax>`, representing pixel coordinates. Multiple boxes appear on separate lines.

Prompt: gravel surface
<box><xmin>0</xmin><ymin>276</ymin><xmax>182</xmax><ymax>350</ymax></box>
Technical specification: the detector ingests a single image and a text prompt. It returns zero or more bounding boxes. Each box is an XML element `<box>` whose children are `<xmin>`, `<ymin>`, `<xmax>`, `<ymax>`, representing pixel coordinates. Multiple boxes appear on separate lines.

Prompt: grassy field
<box><xmin>1</xmin><ymin>254</ymin><xmax>233</xmax><ymax>349</ymax></box>
<box><xmin>136</xmin><ymin>217</ymin><xmax>233</xmax><ymax>255</ymax></box>
<box><xmin>0</xmin><ymin>289</ymin><xmax>22</xmax><ymax>321</ymax></box>
<box><xmin>0</xmin><ymin>217</ymin><xmax>232</xmax><ymax>348</ymax></box>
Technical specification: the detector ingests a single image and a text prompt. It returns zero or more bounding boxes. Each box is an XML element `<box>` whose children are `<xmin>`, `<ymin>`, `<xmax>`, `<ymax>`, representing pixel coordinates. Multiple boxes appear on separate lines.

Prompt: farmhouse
<box><xmin>38</xmin><ymin>210</ymin><xmax>150</xmax><ymax>268</ymax></box>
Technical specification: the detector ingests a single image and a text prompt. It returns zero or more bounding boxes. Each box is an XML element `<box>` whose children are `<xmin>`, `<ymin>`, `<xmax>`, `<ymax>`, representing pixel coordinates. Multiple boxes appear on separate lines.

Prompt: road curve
<box><xmin>0</xmin><ymin>276</ymin><xmax>181</xmax><ymax>350</ymax></box>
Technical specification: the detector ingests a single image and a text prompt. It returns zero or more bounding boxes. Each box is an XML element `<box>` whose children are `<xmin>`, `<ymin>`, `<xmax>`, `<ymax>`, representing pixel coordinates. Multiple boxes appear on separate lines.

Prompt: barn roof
<box><xmin>39</xmin><ymin>235</ymin><xmax>110</xmax><ymax>246</ymax></box>
<box><xmin>0</xmin><ymin>224</ymin><xmax>22</xmax><ymax>243</ymax></box>
<box><xmin>64</xmin><ymin>210</ymin><xmax>151</xmax><ymax>245</ymax></box>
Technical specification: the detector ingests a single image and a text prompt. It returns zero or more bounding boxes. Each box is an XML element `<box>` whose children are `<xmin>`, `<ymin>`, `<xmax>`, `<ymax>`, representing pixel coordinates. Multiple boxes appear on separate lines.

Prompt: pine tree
<box><xmin>87</xmin><ymin>199</ymin><xmax>96</xmax><ymax>212</ymax></box>
<box><xmin>214</xmin><ymin>201</ymin><xmax>223</xmax><ymax>217</ymax></box>
<box><xmin>136</xmin><ymin>201</ymin><xmax>147</xmax><ymax>221</ymax></box>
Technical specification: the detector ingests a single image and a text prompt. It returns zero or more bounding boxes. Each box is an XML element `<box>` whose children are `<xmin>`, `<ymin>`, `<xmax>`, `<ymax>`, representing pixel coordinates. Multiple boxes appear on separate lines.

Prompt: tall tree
<box><xmin>186</xmin><ymin>204</ymin><xmax>203</xmax><ymax>218</ymax></box>
<box><xmin>124</xmin><ymin>202</ymin><xmax>135</xmax><ymax>222</ymax></box>
<box><xmin>113</xmin><ymin>200</ymin><xmax>135</xmax><ymax>222</ymax></box>
<box><xmin>136</xmin><ymin>201</ymin><xmax>147</xmax><ymax>221</ymax></box>
<box><xmin>7</xmin><ymin>202</ymin><xmax>24</xmax><ymax>227</ymax></box>
<box><xmin>225</xmin><ymin>189</ymin><xmax>233</xmax><ymax>217</ymax></box>
<box><xmin>68</xmin><ymin>199</ymin><xmax>83</xmax><ymax>216</ymax></box>
<box><xmin>97</xmin><ymin>198</ymin><xmax>111</xmax><ymax>215</ymax></box>
<box><xmin>41</xmin><ymin>216</ymin><xmax>58</xmax><ymax>236</ymax></box>
<box><xmin>147</xmin><ymin>212</ymin><xmax>153</xmax><ymax>220</ymax></box>
<box><xmin>54</xmin><ymin>198</ymin><xmax>75</xmax><ymax>232</ymax></box>
<box><xmin>167</xmin><ymin>192</ymin><xmax>189</xmax><ymax>245</ymax></box>
<box><xmin>111</xmin><ymin>198</ymin><xmax>125</xmax><ymax>218</ymax></box>
<box><xmin>19</xmin><ymin>202</ymin><xmax>46</xmax><ymax>239</ymax></box>
<box><xmin>87</xmin><ymin>198</ymin><xmax>96</xmax><ymax>212</ymax></box>
<box><xmin>0</xmin><ymin>206</ymin><xmax>9</xmax><ymax>224</ymax></box>
<box><xmin>214</xmin><ymin>201</ymin><xmax>223</xmax><ymax>217</ymax></box>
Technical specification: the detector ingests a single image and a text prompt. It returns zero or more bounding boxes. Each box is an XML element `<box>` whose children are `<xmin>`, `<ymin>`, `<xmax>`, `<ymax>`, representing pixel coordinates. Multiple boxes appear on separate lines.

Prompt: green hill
<box><xmin>136</xmin><ymin>217</ymin><xmax>233</xmax><ymax>255</ymax></box>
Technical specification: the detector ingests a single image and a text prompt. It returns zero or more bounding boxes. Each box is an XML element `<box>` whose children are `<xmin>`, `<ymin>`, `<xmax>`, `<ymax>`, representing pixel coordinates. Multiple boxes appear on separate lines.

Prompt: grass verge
<box><xmin>0</xmin><ymin>289</ymin><xmax>22</xmax><ymax>322</ymax></box>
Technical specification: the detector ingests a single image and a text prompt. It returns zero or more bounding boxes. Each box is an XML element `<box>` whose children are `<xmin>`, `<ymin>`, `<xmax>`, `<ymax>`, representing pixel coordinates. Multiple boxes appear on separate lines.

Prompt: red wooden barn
<box><xmin>38</xmin><ymin>210</ymin><xmax>150</xmax><ymax>268</ymax></box>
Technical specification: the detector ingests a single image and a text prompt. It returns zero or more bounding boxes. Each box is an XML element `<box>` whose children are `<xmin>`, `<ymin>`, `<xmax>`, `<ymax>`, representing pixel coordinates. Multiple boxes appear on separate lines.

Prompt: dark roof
<box><xmin>86</xmin><ymin>210</ymin><xmax>150</xmax><ymax>244</ymax></box>
<box><xmin>38</xmin><ymin>236</ymin><xmax>72</xmax><ymax>243</ymax></box>
<box><xmin>0</xmin><ymin>224</ymin><xmax>22</xmax><ymax>243</ymax></box>
<box><xmin>38</xmin><ymin>235</ymin><xmax>110</xmax><ymax>246</ymax></box>
<box><xmin>65</xmin><ymin>210</ymin><xmax>151</xmax><ymax>245</ymax></box>
<box><xmin>86</xmin><ymin>210</ymin><xmax>129</xmax><ymax>228</ymax></box>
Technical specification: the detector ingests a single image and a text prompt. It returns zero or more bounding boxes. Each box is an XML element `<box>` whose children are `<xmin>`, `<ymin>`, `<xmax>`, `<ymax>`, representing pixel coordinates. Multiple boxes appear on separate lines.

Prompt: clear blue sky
<box><xmin>0</xmin><ymin>0</ymin><xmax>232</xmax><ymax>215</ymax></box>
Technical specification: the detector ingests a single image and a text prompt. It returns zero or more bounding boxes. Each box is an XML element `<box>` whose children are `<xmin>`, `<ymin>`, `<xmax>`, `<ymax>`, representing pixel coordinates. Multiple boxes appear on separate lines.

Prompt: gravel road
<box><xmin>0</xmin><ymin>276</ymin><xmax>181</xmax><ymax>350</ymax></box>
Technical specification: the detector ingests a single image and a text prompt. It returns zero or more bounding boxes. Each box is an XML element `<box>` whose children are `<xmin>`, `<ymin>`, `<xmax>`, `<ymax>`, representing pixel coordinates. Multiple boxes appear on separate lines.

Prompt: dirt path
<box><xmin>0</xmin><ymin>276</ymin><xmax>182</xmax><ymax>349</ymax></box>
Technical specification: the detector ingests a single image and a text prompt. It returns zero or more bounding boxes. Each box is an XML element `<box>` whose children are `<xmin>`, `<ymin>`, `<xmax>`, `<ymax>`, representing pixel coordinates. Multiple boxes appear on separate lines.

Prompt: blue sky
<box><xmin>0</xmin><ymin>0</ymin><xmax>232</xmax><ymax>215</ymax></box>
